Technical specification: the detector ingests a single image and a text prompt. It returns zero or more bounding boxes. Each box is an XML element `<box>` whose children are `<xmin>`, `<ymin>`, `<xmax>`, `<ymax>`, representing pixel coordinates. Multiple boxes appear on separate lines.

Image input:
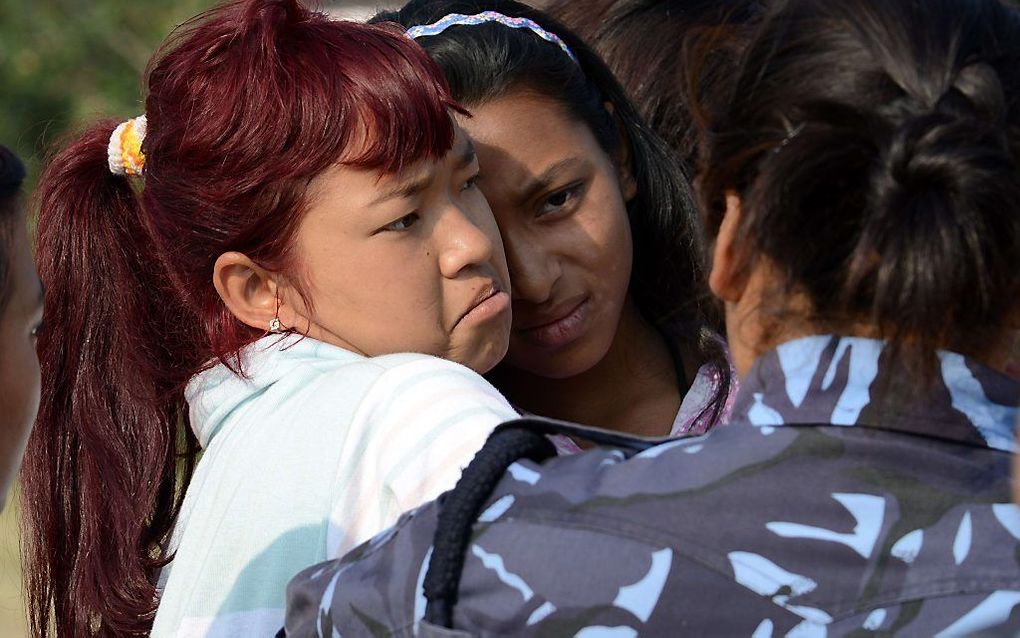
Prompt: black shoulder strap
<box><xmin>422</xmin><ymin>424</ymin><xmax>555</xmax><ymax>628</ymax></box>
<box><xmin>422</xmin><ymin>417</ymin><xmax>671</xmax><ymax>628</ymax></box>
<box><xmin>494</xmin><ymin>415</ymin><xmax>676</xmax><ymax>452</ymax></box>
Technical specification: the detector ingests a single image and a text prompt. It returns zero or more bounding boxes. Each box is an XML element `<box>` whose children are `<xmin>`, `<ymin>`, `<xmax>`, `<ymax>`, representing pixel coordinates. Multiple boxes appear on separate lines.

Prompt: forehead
<box><xmin>304</xmin><ymin>124</ymin><xmax>473</xmax><ymax>211</ymax></box>
<box><xmin>458</xmin><ymin>91</ymin><xmax>603</xmax><ymax>175</ymax></box>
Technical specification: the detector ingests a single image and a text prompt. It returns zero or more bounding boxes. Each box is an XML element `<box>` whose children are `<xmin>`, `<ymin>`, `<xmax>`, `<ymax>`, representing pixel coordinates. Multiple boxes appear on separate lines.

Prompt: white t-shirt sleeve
<box><xmin>328</xmin><ymin>356</ymin><xmax>518</xmax><ymax>556</ymax></box>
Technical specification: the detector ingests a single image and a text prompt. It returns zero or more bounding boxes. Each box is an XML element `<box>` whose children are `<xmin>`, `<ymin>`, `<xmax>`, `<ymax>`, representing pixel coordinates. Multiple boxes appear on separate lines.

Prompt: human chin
<box><xmin>451</xmin><ymin>303</ymin><xmax>512</xmax><ymax>373</ymax></box>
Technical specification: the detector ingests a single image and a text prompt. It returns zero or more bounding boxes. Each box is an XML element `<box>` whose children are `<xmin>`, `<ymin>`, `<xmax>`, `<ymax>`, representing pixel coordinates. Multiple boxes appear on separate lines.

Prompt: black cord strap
<box><xmin>422</xmin><ymin>417</ymin><xmax>670</xmax><ymax>629</ymax></box>
<box><xmin>423</xmin><ymin>426</ymin><xmax>556</xmax><ymax>628</ymax></box>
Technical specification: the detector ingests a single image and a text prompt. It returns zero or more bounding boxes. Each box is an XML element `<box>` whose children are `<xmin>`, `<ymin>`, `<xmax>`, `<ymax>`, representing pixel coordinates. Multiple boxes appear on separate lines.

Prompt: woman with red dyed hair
<box><xmin>23</xmin><ymin>0</ymin><xmax>520</xmax><ymax>635</ymax></box>
<box><xmin>375</xmin><ymin>0</ymin><xmax>736</xmax><ymax>449</ymax></box>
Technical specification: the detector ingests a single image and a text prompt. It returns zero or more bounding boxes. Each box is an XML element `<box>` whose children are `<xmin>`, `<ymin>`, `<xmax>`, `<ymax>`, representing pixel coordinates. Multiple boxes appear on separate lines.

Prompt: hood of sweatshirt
<box><xmin>184</xmin><ymin>334</ymin><xmax>361</xmax><ymax>448</ymax></box>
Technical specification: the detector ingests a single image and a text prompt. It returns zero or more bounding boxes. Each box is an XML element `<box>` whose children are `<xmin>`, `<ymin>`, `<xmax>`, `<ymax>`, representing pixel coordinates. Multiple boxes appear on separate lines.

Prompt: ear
<box><xmin>212</xmin><ymin>251</ymin><xmax>283</xmax><ymax>333</ymax></box>
<box><xmin>708</xmin><ymin>192</ymin><xmax>749</xmax><ymax>303</ymax></box>
<box><xmin>604</xmin><ymin>101</ymin><xmax>638</xmax><ymax>202</ymax></box>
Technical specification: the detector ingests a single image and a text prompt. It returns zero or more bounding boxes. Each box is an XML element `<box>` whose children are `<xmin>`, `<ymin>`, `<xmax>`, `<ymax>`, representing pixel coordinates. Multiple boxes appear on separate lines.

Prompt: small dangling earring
<box><xmin>268</xmin><ymin>293</ymin><xmax>285</xmax><ymax>334</ymax></box>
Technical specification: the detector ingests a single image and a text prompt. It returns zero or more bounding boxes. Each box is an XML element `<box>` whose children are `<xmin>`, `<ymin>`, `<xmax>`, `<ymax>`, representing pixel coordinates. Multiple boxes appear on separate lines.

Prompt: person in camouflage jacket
<box><xmin>284</xmin><ymin>335</ymin><xmax>1019</xmax><ymax>636</ymax></box>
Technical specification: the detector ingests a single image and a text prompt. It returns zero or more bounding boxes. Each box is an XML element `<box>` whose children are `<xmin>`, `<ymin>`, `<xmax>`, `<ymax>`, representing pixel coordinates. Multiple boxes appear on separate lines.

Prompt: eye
<box><xmin>461</xmin><ymin>171</ymin><xmax>481</xmax><ymax>192</ymax></box>
<box><xmin>380</xmin><ymin>212</ymin><xmax>420</xmax><ymax>233</ymax></box>
<box><xmin>539</xmin><ymin>183</ymin><xmax>583</xmax><ymax>218</ymax></box>
<box><xmin>30</xmin><ymin>321</ymin><xmax>43</xmax><ymax>343</ymax></box>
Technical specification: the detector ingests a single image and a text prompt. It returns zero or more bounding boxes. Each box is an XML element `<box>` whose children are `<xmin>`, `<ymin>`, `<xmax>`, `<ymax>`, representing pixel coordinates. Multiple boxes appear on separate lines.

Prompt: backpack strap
<box><xmin>494</xmin><ymin>415</ymin><xmax>675</xmax><ymax>452</ymax></box>
<box><xmin>422</xmin><ymin>417</ymin><xmax>672</xmax><ymax>628</ymax></box>
<box><xmin>423</xmin><ymin>424</ymin><xmax>555</xmax><ymax>627</ymax></box>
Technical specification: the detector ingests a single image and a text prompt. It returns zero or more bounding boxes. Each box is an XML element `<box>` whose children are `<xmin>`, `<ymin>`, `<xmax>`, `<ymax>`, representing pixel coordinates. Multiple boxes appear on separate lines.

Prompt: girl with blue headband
<box><xmin>375</xmin><ymin>0</ymin><xmax>735</xmax><ymax>449</ymax></box>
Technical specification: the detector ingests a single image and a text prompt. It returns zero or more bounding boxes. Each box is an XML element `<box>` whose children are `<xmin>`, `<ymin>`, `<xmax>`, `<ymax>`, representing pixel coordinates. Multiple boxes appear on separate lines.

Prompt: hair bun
<box><xmin>879</xmin><ymin>61</ymin><xmax>1013</xmax><ymax>217</ymax></box>
<box><xmin>855</xmin><ymin>85</ymin><xmax>1018</xmax><ymax>359</ymax></box>
<box><xmin>883</xmin><ymin>59</ymin><xmax>1017</xmax><ymax>225</ymax></box>
<box><xmin>884</xmin><ymin>110</ymin><xmax>1011</xmax><ymax>198</ymax></box>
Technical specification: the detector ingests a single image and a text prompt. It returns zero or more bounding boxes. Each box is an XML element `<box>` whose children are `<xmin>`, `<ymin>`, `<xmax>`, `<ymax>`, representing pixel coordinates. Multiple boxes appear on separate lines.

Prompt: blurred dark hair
<box><xmin>547</xmin><ymin>0</ymin><xmax>765</xmax><ymax>174</ymax></box>
<box><xmin>23</xmin><ymin>0</ymin><xmax>460</xmax><ymax>635</ymax></box>
<box><xmin>374</xmin><ymin>0</ymin><xmax>731</xmax><ymax>422</ymax></box>
<box><xmin>0</xmin><ymin>146</ymin><xmax>26</xmax><ymax>316</ymax></box>
<box><xmin>692</xmin><ymin>0</ymin><xmax>1020</xmax><ymax>373</ymax></box>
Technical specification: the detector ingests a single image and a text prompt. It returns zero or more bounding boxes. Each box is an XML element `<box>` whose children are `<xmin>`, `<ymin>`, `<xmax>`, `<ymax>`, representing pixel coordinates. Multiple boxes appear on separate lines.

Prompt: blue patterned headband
<box><xmin>406</xmin><ymin>11</ymin><xmax>579</xmax><ymax>64</ymax></box>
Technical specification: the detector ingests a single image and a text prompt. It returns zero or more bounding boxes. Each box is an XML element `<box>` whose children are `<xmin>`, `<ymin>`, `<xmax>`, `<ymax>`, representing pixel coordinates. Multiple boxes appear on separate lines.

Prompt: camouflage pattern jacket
<box><xmin>284</xmin><ymin>335</ymin><xmax>1020</xmax><ymax>637</ymax></box>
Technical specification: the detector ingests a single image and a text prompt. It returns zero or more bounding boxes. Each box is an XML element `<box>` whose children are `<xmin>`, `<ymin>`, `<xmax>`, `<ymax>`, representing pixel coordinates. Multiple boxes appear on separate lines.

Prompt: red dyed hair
<box><xmin>22</xmin><ymin>1</ymin><xmax>459</xmax><ymax>635</ymax></box>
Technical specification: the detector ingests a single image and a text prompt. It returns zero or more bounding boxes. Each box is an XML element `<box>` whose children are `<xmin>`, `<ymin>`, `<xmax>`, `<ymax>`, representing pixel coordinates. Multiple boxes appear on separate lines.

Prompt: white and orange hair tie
<box><xmin>107</xmin><ymin>115</ymin><xmax>147</xmax><ymax>176</ymax></box>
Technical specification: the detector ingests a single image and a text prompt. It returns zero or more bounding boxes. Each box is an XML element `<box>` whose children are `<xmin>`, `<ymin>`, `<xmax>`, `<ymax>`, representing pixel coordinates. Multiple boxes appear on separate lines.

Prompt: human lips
<box><xmin>514</xmin><ymin>296</ymin><xmax>591</xmax><ymax>349</ymax></box>
<box><xmin>456</xmin><ymin>283</ymin><xmax>511</xmax><ymax>327</ymax></box>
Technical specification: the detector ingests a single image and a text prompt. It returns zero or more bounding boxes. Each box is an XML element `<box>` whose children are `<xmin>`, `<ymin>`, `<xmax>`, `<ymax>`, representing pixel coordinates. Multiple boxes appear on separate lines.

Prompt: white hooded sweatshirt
<box><xmin>151</xmin><ymin>334</ymin><xmax>517</xmax><ymax>637</ymax></box>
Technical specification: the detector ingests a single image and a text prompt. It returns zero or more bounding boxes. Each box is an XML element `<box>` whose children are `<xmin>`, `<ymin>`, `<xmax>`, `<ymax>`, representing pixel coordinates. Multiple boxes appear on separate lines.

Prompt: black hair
<box><xmin>546</xmin><ymin>0</ymin><xmax>766</xmax><ymax>175</ymax></box>
<box><xmin>0</xmin><ymin>146</ymin><xmax>26</xmax><ymax>315</ymax></box>
<box><xmin>374</xmin><ymin>0</ymin><xmax>731</xmax><ymax>423</ymax></box>
<box><xmin>694</xmin><ymin>0</ymin><xmax>1020</xmax><ymax>374</ymax></box>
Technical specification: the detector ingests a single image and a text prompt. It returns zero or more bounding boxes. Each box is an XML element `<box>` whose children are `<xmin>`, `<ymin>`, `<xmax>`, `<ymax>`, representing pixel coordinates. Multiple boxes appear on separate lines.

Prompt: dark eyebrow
<box><xmin>37</xmin><ymin>281</ymin><xmax>45</xmax><ymax>307</ymax></box>
<box><xmin>456</xmin><ymin>138</ymin><xmax>477</xmax><ymax>170</ymax></box>
<box><xmin>510</xmin><ymin>157</ymin><xmax>589</xmax><ymax>205</ymax></box>
<box><xmin>368</xmin><ymin>139</ymin><xmax>477</xmax><ymax>207</ymax></box>
<box><xmin>369</xmin><ymin>170</ymin><xmax>432</xmax><ymax>207</ymax></box>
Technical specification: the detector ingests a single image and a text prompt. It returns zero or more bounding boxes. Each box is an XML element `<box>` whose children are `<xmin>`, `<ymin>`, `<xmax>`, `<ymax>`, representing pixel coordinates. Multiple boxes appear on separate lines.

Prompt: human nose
<box><xmin>503</xmin><ymin>230</ymin><xmax>559</xmax><ymax>305</ymax></box>
<box><xmin>438</xmin><ymin>205</ymin><xmax>497</xmax><ymax>279</ymax></box>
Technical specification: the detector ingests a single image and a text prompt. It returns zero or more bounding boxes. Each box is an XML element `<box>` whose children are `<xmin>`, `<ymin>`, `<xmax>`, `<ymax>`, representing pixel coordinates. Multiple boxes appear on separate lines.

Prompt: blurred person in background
<box><xmin>0</xmin><ymin>145</ymin><xmax>42</xmax><ymax>511</ymax></box>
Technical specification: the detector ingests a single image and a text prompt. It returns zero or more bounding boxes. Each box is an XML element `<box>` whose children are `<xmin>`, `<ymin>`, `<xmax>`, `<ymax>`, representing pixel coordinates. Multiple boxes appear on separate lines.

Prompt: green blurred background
<box><xmin>1</xmin><ymin>1</ymin><xmax>216</xmax><ymax>190</ymax></box>
<box><xmin>0</xmin><ymin>2</ymin><xmax>395</xmax><ymax>633</ymax></box>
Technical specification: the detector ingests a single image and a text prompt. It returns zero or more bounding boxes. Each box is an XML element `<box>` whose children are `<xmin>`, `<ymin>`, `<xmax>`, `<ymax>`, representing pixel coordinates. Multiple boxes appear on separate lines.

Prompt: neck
<box><xmin>492</xmin><ymin>298</ymin><xmax>686</xmax><ymax>437</ymax></box>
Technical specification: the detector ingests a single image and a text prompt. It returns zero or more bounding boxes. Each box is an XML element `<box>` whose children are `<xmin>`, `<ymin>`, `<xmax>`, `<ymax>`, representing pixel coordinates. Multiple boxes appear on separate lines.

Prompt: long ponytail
<box><xmin>23</xmin><ymin>122</ymin><xmax>200</xmax><ymax>636</ymax></box>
